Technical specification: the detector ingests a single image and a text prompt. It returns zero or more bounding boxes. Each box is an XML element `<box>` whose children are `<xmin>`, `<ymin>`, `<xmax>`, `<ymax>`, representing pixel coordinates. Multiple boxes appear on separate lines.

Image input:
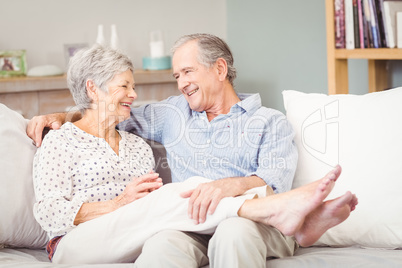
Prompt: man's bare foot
<box><xmin>238</xmin><ymin>165</ymin><xmax>342</xmax><ymax>236</ymax></box>
<box><xmin>294</xmin><ymin>191</ymin><xmax>358</xmax><ymax>247</ymax></box>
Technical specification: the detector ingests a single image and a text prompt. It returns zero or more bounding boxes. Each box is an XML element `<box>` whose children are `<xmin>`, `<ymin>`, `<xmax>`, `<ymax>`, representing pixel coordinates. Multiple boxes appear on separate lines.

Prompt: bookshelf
<box><xmin>325</xmin><ymin>0</ymin><xmax>402</xmax><ymax>94</ymax></box>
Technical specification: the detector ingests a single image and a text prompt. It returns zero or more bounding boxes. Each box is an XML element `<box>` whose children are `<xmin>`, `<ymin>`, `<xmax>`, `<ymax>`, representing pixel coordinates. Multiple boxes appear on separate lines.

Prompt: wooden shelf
<box><xmin>0</xmin><ymin>69</ymin><xmax>178</xmax><ymax>119</ymax></box>
<box><xmin>0</xmin><ymin>75</ymin><xmax>68</xmax><ymax>93</ymax></box>
<box><xmin>0</xmin><ymin>69</ymin><xmax>175</xmax><ymax>94</ymax></box>
<box><xmin>334</xmin><ymin>48</ymin><xmax>402</xmax><ymax>59</ymax></box>
<box><xmin>325</xmin><ymin>0</ymin><xmax>401</xmax><ymax>94</ymax></box>
<box><xmin>134</xmin><ymin>69</ymin><xmax>176</xmax><ymax>84</ymax></box>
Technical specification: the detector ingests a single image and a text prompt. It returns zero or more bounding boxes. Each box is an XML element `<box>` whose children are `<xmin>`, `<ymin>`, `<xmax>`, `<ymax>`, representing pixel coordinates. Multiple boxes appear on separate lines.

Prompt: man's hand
<box><xmin>181</xmin><ymin>176</ymin><xmax>267</xmax><ymax>224</ymax></box>
<box><xmin>180</xmin><ymin>178</ymin><xmax>243</xmax><ymax>224</ymax></box>
<box><xmin>27</xmin><ymin>111</ymin><xmax>80</xmax><ymax>147</ymax></box>
<box><xmin>27</xmin><ymin>114</ymin><xmax>63</xmax><ymax>147</ymax></box>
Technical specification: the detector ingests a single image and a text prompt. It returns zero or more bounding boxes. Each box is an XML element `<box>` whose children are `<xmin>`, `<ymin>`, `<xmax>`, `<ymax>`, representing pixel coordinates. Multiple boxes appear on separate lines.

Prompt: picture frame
<box><xmin>64</xmin><ymin>43</ymin><xmax>88</xmax><ymax>67</ymax></box>
<box><xmin>0</xmin><ymin>50</ymin><xmax>27</xmax><ymax>78</ymax></box>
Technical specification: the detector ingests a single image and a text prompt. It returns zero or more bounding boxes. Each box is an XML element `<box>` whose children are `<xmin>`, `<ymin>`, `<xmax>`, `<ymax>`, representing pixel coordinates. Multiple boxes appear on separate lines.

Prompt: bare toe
<box><xmin>326</xmin><ymin>165</ymin><xmax>342</xmax><ymax>182</ymax></box>
<box><xmin>295</xmin><ymin>191</ymin><xmax>355</xmax><ymax>247</ymax></box>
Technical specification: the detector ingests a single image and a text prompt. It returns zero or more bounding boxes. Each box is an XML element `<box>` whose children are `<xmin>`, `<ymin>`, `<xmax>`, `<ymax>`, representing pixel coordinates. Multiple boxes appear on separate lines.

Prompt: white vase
<box><xmin>111</xmin><ymin>24</ymin><xmax>119</xmax><ymax>50</ymax></box>
<box><xmin>96</xmin><ymin>24</ymin><xmax>106</xmax><ymax>46</ymax></box>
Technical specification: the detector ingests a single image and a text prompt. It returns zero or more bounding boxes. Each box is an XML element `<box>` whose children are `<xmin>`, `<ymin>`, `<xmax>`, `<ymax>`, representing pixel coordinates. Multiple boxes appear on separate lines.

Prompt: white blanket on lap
<box><xmin>53</xmin><ymin>177</ymin><xmax>260</xmax><ymax>264</ymax></box>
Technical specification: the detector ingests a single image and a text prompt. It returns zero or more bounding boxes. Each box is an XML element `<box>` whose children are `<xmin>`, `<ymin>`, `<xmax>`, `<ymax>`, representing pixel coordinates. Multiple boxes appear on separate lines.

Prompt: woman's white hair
<box><xmin>67</xmin><ymin>44</ymin><xmax>134</xmax><ymax>114</ymax></box>
<box><xmin>171</xmin><ymin>33</ymin><xmax>237</xmax><ymax>86</ymax></box>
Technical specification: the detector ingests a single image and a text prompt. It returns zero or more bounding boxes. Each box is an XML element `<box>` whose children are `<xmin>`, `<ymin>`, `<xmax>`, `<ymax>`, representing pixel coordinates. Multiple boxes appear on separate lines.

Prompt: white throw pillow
<box><xmin>283</xmin><ymin>88</ymin><xmax>402</xmax><ymax>249</ymax></box>
<box><xmin>0</xmin><ymin>103</ymin><xmax>48</xmax><ymax>248</ymax></box>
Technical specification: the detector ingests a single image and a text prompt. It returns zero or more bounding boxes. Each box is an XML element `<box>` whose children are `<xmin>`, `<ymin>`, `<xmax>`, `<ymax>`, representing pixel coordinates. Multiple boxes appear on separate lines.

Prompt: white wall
<box><xmin>0</xmin><ymin>0</ymin><xmax>226</xmax><ymax>71</ymax></box>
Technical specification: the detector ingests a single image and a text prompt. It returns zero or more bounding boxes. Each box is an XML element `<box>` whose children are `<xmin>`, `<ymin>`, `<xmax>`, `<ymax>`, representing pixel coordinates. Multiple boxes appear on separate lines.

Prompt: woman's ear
<box><xmin>86</xmin><ymin>79</ymin><xmax>98</xmax><ymax>102</ymax></box>
<box><xmin>215</xmin><ymin>58</ymin><xmax>228</xmax><ymax>82</ymax></box>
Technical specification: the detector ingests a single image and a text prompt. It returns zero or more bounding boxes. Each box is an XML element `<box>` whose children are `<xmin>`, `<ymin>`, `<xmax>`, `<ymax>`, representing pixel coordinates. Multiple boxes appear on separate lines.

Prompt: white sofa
<box><xmin>1</xmin><ymin>88</ymin><xmax>401</xmax><ymax>267</ymax></box>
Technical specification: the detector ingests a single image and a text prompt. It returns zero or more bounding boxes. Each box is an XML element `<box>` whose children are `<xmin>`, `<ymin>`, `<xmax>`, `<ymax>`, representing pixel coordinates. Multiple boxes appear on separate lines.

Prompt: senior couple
<box><xmin>28</xmin><ymin>33</ymin><xmax>358</xmax><ymax>267</ymax></box>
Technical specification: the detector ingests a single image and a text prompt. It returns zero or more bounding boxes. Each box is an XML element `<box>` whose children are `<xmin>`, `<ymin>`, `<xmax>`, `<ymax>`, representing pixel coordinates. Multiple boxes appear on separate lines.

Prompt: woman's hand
<box><xmin>74</xmin><ymin>172</ymin><xmax>163</xmax><ymax>226</ymax></box>
<box><xmin>113</xmin><ymin>172</ymin><xmax>163</xmax><ymax>208</ymax></box>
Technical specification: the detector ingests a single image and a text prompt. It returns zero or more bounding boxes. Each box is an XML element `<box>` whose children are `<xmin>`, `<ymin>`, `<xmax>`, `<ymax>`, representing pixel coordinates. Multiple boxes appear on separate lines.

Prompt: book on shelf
<box><xmin>383</xmin><ymin>0</ymin><xmax>402</xmax><ymax>48</ymax></box>
<box><xmin>371</xmin><ymin>0</ymin><xmax>382</xmax><ymax>47</ymax></box>
<box><xmin>335</xmin><ymin>0</ymin><xmax>346</xmax><ymax>48</ymax></box>
<box><xmin>397</xmin><ymin>12</ymin><xmax>402</xmax><ymax>47</ymax></box>
<box><xmin>357</xmin><ymin>0</ymin><xmax>366</xmax><ymax>47</ymax></box>
<box><xmin>353</xmin><ymin>0</ymin><xmax>361</xmax><ymax>48</ymax></box>
<box><xmin>346</xmin><ymin>0</ymin><xmax>355</xmax><ymax>48</ymax></box>
<box><xmin>334</xmin><ymin>0</ymin><xmax>402</xmax><ymax>48</ymax></box>
<box><xmin>359</xmin><ymin>0</ymin><xmax>379</xmax><ymax>47</ymax></box>
<box><xmin>375</xmin><ymin>0</ymin><xmax>388</xmax><ymax>47</ymax></box>
<box><xmin>362</xmin><ymin>0</ymin><xmax>371</xmax><ymax>47</ymax></box>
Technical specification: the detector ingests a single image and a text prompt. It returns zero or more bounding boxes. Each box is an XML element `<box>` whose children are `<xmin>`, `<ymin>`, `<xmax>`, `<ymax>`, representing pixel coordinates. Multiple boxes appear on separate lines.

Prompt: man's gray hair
<box><xmin>171</xmin><ymin>33</ymin><xmax>237</xmax><ymax>85</ymax></box>
<box><xmin>67</xmin><ymin>44</ymin><xmax>134</xmax><ymax>114</ymax></box>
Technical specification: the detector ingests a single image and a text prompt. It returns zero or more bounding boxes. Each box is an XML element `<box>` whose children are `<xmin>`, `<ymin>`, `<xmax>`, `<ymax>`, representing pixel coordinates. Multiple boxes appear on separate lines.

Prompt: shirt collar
<box><xmin>63</xmin><ymin>122</ymin><xmax>126</xmax><ymax>150</ymax></box>
<box><xmin>232</xmin><ymin>93</ymin><xmax>262</xmax><ymax>114</ymax></box>
<box><xmin>191</xmin><ymin>93</ymin><xmax>262</xmax><ymax>119</ymax></box>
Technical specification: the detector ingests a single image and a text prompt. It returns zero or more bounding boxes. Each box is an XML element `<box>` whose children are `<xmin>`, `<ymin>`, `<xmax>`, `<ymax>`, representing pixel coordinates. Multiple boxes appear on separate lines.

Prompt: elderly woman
<box><xmin>33</xmin><ymin>45</ymin><xmax>355</xmax><ymax>265</ymax></box>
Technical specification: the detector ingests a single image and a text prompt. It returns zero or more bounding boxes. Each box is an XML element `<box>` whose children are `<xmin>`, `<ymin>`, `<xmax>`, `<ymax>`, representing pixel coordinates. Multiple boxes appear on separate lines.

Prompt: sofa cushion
<box><xmin>0</xmin><ymin>104</ymin><xmax>48</xmax><ymax>248</ymax></box>
<box><xmin>283</xmin><ymin>88</ymin><xmax>402</xmax><ymax>249</ymax></box>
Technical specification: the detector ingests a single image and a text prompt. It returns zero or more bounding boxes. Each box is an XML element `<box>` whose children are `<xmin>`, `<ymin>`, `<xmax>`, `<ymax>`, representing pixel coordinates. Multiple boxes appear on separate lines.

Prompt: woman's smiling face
<box><xmin>98</xmin><ymin>70</ymin><xmax>137</xmax><ymax>122</ymax></box>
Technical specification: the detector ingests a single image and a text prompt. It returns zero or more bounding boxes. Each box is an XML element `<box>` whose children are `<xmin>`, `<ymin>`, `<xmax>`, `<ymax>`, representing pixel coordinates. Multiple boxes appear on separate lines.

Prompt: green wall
<box><xmin>227</xmin><ymin>0</ymin><xmax>401</xmax><ymax>113</ymax></box>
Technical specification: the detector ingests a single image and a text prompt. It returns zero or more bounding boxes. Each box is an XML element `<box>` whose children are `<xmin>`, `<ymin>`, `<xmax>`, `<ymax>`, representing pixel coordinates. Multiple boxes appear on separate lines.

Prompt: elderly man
<box><xmin>27</xmin><ymin>33</ymin><xmax>357</xmax><ymax>268</ymax></box>
<box><xmin>122</xmin><ymin>33</ymin><xmax>298</xmax><ymax>267</ymax></box>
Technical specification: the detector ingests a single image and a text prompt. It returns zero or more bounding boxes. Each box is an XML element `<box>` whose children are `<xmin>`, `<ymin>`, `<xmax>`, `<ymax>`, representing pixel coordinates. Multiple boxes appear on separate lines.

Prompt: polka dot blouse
<box><xmin>33</xmin><ymin>122</ymin><xmax>155</xmax><ymax>239</ymax></box>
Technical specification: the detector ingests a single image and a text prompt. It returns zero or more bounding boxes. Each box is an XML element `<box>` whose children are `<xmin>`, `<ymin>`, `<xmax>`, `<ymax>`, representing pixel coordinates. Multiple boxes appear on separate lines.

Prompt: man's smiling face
<box><xmin>172</xmin><ymin>40</ymin><xmax>221</xmax><ymax>113</ymax></box>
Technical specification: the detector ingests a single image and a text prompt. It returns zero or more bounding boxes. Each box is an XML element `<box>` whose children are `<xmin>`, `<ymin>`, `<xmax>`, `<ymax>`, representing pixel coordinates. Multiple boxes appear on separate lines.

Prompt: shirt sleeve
<box><xmin>246</xmin><ymin>111</ymin><xmax>298</xmax><ymax>194</ymax></box>
<box><xmin>117</xmin><ymin>96</ymin><xmax>179</xmax><ymax>143</ymax></box>
<box><xmin>32</xmin><ymin>131</ymin><xmax>86</xmax><ymax>237</ymax></box>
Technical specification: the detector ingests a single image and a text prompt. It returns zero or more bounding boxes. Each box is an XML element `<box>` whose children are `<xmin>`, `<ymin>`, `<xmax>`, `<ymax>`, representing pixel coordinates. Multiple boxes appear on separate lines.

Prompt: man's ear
<box><xmin>215</xmin><ymin>58</ymin><xmax>228</xmax><ymax>82</ymax></box>
<box><xmin>86</xmin><ymin>79</ymin><xmax>98</xmax><ymax>101</ymax></box>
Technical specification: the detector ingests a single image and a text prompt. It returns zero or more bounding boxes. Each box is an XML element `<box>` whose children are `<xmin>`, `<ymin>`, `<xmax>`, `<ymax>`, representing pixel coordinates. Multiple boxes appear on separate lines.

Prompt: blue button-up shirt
<box><xmin>119</xmin><ymin>93</ymin><xmax>297</xmax><ymax>193</ymax></box>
